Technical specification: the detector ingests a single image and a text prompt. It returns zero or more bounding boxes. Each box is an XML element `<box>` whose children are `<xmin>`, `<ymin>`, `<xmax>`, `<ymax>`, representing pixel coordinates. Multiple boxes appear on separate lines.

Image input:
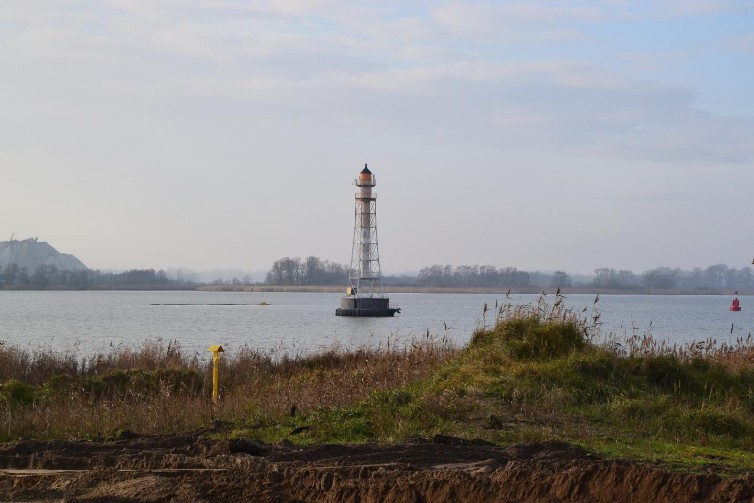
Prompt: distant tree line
<box><xmin>12</xmin><ymin>256</ymin><xmax>746</xmax><ymax>292</ymax></box>
<box><xmin>414</xmin><ymin>264</ymin><xmax>531</xmax><ymax>288</ymax></box>
<box><xmin>0</xmin><ymin>263</ymin><xmax>194</xmax><ymax>290</ymax></box>
<box><xmin>265</xmin><ymin>256</ymin><xmax>347</xmax><ymax>286</ymax></box>
<box><xmin>91</xmin><ymin>269</ymin><xmax>178</xmax><ymax>288</ymax></box>
<box><xmin>589</xmin><ymin>264</ymin><xmax>754</xmax><ymax>291</ymax></box>
<box><xmin>411</xmin><ymin>264</ymin><xmax>753</xmax><ymax>291</ymax></box>
<box><xmin>263</xmin><ymin>256</ymin><xmax>754</xmax><ymax>292</ymax></box>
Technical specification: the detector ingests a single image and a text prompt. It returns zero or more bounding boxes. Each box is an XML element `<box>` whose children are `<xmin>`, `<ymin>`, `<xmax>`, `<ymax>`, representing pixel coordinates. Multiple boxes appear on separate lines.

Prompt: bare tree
<box><xmin>32</xmin><ymin>264</ymin><xmax>57</xmax><ymax>290</ymax></box>
<box><xmin>550</xmin><ymin>270</ymin><xmax>571</xmax><ymax>288</ymax></box>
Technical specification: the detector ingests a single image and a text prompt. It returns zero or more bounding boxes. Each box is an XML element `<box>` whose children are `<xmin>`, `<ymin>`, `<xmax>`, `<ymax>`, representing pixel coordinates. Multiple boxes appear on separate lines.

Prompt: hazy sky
<box><xmin>2</xmin><ymin>1</ymin><xmax>753</xmax><ymax>275</ymax></box>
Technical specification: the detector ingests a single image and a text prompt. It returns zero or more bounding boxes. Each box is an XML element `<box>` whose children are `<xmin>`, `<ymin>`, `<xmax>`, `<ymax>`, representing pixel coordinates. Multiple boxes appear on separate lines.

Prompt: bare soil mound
<box><xmin>1</xmin><ymin>434</ymin><xmax>752</xmax><ymax>502</ymax></box>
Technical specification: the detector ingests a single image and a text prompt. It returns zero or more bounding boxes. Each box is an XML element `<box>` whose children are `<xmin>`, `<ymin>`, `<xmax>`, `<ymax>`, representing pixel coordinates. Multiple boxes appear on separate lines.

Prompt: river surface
<box><xmin>0</xmin><ymin>291</ymin><xmax>752</xmax><ymax>357</ymax></box>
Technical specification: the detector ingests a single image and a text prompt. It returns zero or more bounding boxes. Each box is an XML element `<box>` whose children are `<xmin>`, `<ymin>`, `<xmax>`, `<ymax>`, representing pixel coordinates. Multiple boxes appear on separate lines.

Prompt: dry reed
<box><xmin>0</xmin><ymin>335</ymin><xmax>457</xmax><ymax>440</ymax></box>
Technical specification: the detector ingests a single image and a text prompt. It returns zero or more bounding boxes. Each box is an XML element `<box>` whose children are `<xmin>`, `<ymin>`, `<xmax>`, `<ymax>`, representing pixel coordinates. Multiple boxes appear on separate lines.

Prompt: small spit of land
<box><xmin>3</xmin><ymin>297</ymin><xmax>754</xmax><ymax>501</ymax></box>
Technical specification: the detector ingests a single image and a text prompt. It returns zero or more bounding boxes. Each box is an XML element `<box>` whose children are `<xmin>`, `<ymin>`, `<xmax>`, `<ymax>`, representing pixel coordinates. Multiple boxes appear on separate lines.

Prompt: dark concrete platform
<box><xmin>335</xmin><ymin>307</ymin><xmax>400</xmax><ymax>317</ymax></box>
<box><xmin>335</xmin><ymin>297</ymin><xmax>400</xmax><ymax>317</ymax></box>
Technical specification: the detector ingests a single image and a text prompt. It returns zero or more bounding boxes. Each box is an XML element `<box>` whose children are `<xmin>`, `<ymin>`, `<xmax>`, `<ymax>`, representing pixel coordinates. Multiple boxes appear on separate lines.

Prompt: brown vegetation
<box><xmin>0</xmin><ymin>336</ymin><xmax>456</xmax><ymax>440</ymax></box>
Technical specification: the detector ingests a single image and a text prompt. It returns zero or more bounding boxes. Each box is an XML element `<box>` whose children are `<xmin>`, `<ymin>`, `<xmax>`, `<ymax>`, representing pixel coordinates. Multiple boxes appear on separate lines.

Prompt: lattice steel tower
<box><xmin>335</xmin><ymin>164</ymin><xmax>400</xmax><ymax>317</ymax></box>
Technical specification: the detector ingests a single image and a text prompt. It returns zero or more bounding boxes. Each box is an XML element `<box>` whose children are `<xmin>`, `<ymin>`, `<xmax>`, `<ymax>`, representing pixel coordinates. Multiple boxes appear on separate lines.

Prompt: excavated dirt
<box><xmin>1</xmin><ymin>433</ymin><xmax>753</xmax><ymax>502</ymax></box>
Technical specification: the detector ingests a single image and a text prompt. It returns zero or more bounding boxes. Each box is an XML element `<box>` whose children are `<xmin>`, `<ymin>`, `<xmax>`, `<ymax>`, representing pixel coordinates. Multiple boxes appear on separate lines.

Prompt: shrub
<box><xmin>474</xmin><ymin>314</ymin><xmax>587</xmax><ymax>360</ymax></box>
<box><xmin>0</xmin><ymin>380</ymin><xmax>36</xmax><ymax>406</ymax></box>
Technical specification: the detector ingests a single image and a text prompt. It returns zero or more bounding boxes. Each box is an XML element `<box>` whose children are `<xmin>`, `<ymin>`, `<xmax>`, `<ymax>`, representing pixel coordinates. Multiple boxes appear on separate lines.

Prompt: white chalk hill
<box><xmin>0</xmin><ymin>239</ymin><xmax>87</xmax><ymax>271</ymax></box>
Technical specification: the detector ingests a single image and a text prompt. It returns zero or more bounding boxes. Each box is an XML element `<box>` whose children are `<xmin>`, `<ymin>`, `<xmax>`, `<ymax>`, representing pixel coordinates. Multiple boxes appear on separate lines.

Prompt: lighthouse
<box><xmin>335</xmin><ymin>164</ymin><xmax>400</xmax><ymax>317</ymax></box>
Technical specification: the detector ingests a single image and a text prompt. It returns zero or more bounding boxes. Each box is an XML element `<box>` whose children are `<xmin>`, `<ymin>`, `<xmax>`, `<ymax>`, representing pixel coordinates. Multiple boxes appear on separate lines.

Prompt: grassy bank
<box><xmin>3</xmin><ymin>298</ymin><xmax>754</xmax><ymax>472</ymax></box>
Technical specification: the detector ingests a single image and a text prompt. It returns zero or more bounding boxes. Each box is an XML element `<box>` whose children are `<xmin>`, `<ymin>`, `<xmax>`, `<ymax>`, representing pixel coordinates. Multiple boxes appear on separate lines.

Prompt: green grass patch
<box><xmin>0</xmin><ymin>368</ymin><xmax>204</xmax><ymax>407</ymax></box>
<box><xmin>236</xmin><ymin>301</ymin><xmax>754</xmax><ymax>472</ymax></box>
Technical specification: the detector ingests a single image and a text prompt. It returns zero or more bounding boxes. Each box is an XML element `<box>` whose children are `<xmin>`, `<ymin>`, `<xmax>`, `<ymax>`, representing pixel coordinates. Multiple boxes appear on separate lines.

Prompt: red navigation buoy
<box><xmin>730</xmin><ymin>296</ymin><xmax>741</xmax><ymax>312</ymax></box>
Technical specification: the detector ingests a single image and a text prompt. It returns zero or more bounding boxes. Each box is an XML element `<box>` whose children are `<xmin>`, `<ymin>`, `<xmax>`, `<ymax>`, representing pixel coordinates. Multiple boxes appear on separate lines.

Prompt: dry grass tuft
<box><xmin>0</xmin><ymin>336</ymin><xmax>457</xmax><ymax>440</ymax></box>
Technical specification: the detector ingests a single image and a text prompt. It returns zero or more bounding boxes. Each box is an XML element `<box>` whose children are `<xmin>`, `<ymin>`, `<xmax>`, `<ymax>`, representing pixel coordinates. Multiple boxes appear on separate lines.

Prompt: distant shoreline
<box><xmin>0</xmin><ymin>284</ymin><xmax>748</xmax><ymax>295</ymax></box>
<box><xmin>197</xmin><ymin>284</ymin><xmax>750</xmax><ymax>295</ymax></box>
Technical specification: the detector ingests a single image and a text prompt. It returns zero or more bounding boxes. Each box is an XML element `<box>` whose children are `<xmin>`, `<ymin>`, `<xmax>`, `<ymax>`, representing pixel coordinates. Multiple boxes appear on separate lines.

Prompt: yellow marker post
<box><xmin>207</xmin><ymin>344</ymin><xmax>224</xmax><ymax>401</ymax></box>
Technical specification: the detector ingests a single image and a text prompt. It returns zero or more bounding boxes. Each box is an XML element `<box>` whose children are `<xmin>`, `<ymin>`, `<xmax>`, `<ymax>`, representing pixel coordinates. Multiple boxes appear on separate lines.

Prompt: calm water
<box><xmin>0</xmin><ymin>291</ymin><xmax>752</xmax><ymax>357</ymax></box>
